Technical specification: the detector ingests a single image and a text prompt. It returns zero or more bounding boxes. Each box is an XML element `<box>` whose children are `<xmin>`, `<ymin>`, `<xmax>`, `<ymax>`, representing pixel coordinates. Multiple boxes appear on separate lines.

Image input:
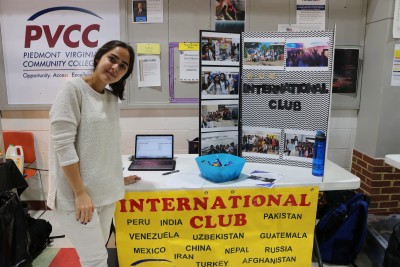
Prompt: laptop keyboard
<box><xmin>129</xmin><ymin>160</ymin><xmax>175</xmax><ymax>170</ymax></box>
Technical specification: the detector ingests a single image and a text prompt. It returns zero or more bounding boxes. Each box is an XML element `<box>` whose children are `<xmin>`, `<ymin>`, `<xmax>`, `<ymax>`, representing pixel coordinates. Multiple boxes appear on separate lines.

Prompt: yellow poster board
<box><xmin>115</xmin><ymin>186</ymin><xmax>318</xmax><ymax>267</ymax></box>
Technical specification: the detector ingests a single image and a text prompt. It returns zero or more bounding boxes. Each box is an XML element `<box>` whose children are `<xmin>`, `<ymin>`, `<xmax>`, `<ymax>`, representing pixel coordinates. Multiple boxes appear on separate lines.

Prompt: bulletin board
<box><xmin>124</xmin><ymin>0</ymin><xmax>210</xmax><ymax>109</ymax></box>
<box><xmin>0</xmin><ymin>0</ymin><xmax>366</xmax><ymax>110</ymax></box>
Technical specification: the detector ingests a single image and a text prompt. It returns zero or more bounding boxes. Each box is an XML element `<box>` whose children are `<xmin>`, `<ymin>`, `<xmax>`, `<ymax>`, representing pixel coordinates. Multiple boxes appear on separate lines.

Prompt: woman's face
<box><xmin>214</xmin><ymin>75</ymin><xmax>220</xmax><ymax>82</ymax></box>
<box><xmin>95</xmin><ymin>46</ymin><xmax>130</xmax><ymax>85</ymax></box>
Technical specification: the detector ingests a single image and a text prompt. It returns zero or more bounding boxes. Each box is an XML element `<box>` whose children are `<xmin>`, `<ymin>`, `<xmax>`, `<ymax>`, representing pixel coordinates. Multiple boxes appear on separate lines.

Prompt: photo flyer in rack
<box><xmin>199</xmin><ymin>30</ymin><xmax>241</xmax><ymax>157</ymax></box>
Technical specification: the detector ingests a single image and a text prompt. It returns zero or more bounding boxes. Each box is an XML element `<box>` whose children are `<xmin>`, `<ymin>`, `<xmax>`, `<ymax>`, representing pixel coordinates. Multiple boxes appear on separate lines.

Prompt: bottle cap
<box><xmin>315</xmin><ymin>131</ymin><xmax>326</xmax><ymax>141</ymax></box>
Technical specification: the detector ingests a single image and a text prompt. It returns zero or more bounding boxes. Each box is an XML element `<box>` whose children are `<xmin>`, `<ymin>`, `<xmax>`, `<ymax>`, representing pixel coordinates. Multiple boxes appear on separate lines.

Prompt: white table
<box><xmin>123</xmin><ymin>154</ymin><xmax>360</xmax><ymax>192</ymax></box>
<box><xmin>384</xmin><ymin>154</ymin><xmax>400</xmax><ymax>169</ymax></box>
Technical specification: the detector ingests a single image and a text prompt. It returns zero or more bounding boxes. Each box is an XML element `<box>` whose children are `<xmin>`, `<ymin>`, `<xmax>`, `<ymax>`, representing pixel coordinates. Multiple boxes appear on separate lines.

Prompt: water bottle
<box><xmin>312</xmin><ymin>131</ymin><xmax>326</xmax><ymax>177</ymax></box>
<box><xmin>6</xmin><ymin>144</ymin><xmax>24</xmax><ymax>174</ymax></box>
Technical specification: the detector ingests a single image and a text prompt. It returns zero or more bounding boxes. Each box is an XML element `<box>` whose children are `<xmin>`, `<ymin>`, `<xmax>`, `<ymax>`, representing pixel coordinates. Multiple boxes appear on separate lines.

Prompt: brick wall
<box><xmin>351</xmin><ymin>149</ymin><xmax>400</xmax><ymax>215</ymax></box>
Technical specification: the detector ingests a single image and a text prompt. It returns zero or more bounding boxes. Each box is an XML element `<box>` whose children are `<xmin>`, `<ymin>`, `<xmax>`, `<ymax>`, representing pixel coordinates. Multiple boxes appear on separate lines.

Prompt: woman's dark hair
<box><xmin>202</xmin><ymin>44</ymin><xmax>209</xmax><ymax>54</ymax></box>
<box><xmin>93</xmin><ymin>40</ymin><xmax>135</xmax><ymax>100</ymax></box>
<box><xmin>213</xmin><ymin>74</ymin><xmax>220</xmax><ymax>84</ymax></box>
<box><xmin>219</xmin><ymin>72</ymin><xmax>229</xmax><ymax>89</ymax></box>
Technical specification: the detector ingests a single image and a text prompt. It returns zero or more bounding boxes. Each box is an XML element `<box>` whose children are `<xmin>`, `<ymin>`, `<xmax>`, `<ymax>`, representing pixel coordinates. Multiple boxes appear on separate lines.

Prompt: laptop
<box><xmin>128</xmin><ymin>134</ymin><xmax>176</xmax><ymax>171</ymax></box>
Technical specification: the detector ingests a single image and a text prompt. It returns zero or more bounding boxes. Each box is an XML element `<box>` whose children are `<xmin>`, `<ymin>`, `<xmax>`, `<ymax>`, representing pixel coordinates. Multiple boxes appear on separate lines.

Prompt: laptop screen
<box><xmin>135</xmin><ymin>135</ymin><xmax>174</xmax><ymax>159</ymax></box>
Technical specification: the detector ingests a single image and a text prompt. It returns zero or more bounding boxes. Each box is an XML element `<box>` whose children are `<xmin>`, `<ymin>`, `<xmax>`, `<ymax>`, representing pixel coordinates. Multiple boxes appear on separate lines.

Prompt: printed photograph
<box><xmin>243</xmin><ymin>39</ymin><xmax>285</xmax><ymax>70</ymax></box>
<box><xmin>201</xmin><ymin>100</ymin><xmax>239</xmax><ymax>132</ymax></box>
<box><xmin>200</xmin><ymin>131</ymin><xmax>239</xmax><ymax>156</ymax></box>
<box><xmin>201</xmin><ymin>66</ymin><xmax>240</xmax><ymax>99</ymax></box>
<box><xmin>283</xmin><ymin>130</ymin><xmax>316</xmax><ymax>162</ymax></box>
<box><xmin>241</xmin><ymin>127</ymin><xmax>281</xmax><ymax>158</ymax></box>
<box><xmin>132</xmin><ymin>0</ymin><xmax>147</xmax><ymax>23</ymax></box>
<box><xmin>286</xmin><ymin>37</ymin><xmax>330</xmax><ymax>71</ymax></box>
<box><xmin>201</xmin><ymin>31</ymin><xmax>240</xmax><ymax>66</ymax></box>
<box><xmin>215</xmin><ymin>0</ymin><xmax>246</xmax><ymax>33</ymax></box>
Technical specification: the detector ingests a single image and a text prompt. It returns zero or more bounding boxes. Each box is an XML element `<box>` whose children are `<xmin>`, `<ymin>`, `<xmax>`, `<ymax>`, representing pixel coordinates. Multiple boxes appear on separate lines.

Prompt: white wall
<box><xmin>1</xmin><ymin>107</ymin><xmax>356</xmax><ymax>200</ymax></box>
<box><xmin>354</xmin><ymin>0</ymin><xmax>400</xmax><ymax>158</ymax></box>
<box><xmin>328</xmin><ymin>109</ymin><xmax>358</xmax><ymax>171</ymax></box>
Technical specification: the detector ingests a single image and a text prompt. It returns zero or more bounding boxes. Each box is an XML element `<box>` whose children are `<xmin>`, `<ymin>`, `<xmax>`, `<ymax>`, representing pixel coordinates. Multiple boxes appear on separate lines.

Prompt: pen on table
<box><xmin>162</xmin><ymin>170</ymin><xmax>180</xmax><ymax>175</ymax></box>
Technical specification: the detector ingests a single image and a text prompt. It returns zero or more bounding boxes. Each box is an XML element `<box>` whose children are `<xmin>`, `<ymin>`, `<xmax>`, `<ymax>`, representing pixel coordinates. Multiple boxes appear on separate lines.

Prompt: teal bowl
<box><xmin>195</xmin><ymin>153</ymin><xmax>246</xmax><ymax>183</ymax></box>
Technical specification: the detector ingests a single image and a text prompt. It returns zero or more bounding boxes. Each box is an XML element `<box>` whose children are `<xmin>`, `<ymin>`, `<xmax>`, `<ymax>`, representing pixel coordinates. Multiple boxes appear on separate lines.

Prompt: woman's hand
<box><xmin>60</xmin><ymin>163</ymin><xmax>94</xmax><ymax>224</ymax></box>
<box><xmin>124</xmin><ymin>175</ymin><xmax>141</xmax><ymax>185</ymax></box>
<box><xmin>74</xmin><ymin>190</ymin><xmax>94</xmax><ymax>224</ymax></box>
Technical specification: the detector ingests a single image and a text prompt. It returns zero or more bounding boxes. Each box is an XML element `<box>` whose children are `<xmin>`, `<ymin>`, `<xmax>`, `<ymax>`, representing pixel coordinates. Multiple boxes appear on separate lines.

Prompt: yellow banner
<box><xmin>115</xmin><ymin>187</ymin><xmax>318</xmax><ymax>267</ymax></box>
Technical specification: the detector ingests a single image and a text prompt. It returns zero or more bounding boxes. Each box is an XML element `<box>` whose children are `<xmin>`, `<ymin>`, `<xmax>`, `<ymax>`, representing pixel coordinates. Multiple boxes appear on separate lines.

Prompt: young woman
<box><xmin>219</xmin><ymin>73</ymin><xmax>231</xmax><ymax>94</ymax></box>
<box><xmin>48</xmin><ymin>40</ymin><xmax>139</xmax><ymax>266</ymax></box>
<box><xmin>207</xmin><ymin>74</ymin><xmax>228</xmax><ymax>95</ymax></box>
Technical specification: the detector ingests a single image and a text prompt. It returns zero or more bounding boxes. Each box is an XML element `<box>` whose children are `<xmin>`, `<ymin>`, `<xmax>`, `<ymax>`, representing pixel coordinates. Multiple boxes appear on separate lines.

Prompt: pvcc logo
<box><xmin>24</xmin><ymin>6</ymin><xmax>102</xmax><ymax>48</ymax></box>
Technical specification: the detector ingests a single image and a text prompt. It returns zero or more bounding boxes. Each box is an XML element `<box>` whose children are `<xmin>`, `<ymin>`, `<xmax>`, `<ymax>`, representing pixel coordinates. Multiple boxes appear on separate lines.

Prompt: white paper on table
<box><xmin>245</xmin><ymin>170</ymin><xmax>284</xmax><ymax>188</ymax></box>
<box><xmin>137</xmin><ymin>55</ymin><xmax>161</xmax><ymax>87</ymax></box>
<box><xmin>179</xmin><ymin>50</ymin><xmax>199</xmax><ymax>81</ymax></box>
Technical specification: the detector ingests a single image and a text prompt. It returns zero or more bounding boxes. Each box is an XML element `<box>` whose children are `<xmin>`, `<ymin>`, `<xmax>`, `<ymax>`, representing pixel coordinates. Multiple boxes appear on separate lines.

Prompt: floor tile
<box><xmin>30</xmin><ymin>248</ymin><xmax>60</xmax><ymax>267</ymax></box>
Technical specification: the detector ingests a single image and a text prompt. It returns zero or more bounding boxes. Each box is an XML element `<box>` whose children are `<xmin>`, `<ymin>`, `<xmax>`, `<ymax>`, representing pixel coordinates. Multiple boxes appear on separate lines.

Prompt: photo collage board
<box><xmin>241</xmin><ymin>30</ymin><xmax>334</xmax><ymax>168</ymax></box>
<box><xmin>199</xmin><ymin>31</ymin><xmax>241</xmax><ymax>157</ymax></box>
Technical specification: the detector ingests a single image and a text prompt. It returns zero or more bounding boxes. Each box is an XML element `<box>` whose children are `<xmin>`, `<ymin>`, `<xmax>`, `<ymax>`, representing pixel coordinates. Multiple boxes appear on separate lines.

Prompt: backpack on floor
<box><xmin>316</xmin><ymin>190</ymin><xmax>357</xmax><ymax>219</ymax></box>
<box><xmin>315</xmin><ymin>193</ymin><xmax>369</xmax><ymax>266</ymax></box>
<box><xmin>26</xmin><ymin>214</ymin><xmax>53</xmax><ymax>259</ymax></box>
<box><xmin>383</xmin><ymin>222</ymin><xmax>400</xmax><ymax>267</ymax></box>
